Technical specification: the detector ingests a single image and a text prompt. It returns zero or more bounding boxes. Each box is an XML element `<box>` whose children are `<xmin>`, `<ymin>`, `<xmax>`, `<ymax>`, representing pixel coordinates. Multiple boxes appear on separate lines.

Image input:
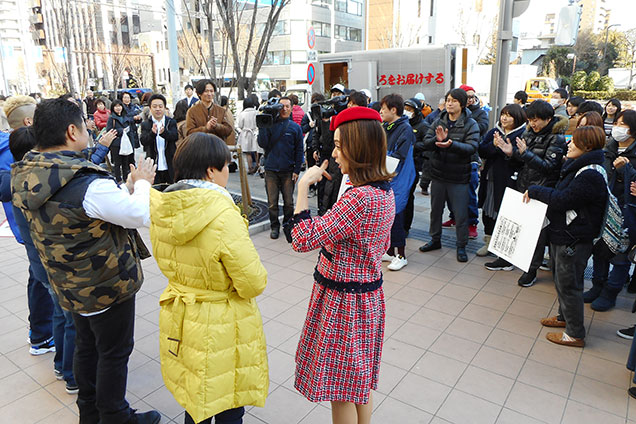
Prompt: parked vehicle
<box><xmin>312</xmin><ymin>46</ymin><xmax>471</xmax><ymax>104</ymax></box>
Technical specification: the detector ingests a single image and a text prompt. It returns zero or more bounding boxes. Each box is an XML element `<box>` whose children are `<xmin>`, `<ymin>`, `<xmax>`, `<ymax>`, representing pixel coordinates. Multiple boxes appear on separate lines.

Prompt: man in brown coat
<box><xmin>185</xmin><ymin>79</ymin><xmax>233</xmax><ymax>142</ymax></box>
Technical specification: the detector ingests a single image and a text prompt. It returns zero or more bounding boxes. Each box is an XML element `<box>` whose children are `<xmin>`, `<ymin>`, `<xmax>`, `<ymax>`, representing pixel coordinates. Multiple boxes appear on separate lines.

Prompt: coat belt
<box><xmin>159</xmin><ymin>282</ymin><xmax>231</xmax><ymax>357</ymax></box>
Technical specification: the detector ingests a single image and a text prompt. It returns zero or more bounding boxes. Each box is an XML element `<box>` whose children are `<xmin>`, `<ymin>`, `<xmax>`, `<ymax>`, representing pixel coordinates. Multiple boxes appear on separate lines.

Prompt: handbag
<box><xmin>119</xmin><ymin>127</ymin><xmax>134</xmax><ymax>156</ymax></box>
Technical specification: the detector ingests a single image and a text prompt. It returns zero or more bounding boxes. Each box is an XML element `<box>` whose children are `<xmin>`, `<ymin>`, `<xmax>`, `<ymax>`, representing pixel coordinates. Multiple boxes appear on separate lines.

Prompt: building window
<box><xmin>132</xmin><ymin>15</ymin><xmax>140</xmax><ymax>34</ymax></box>
<box><xmin>335</xmin><ymin>0</ymin><xmax>346</xmax><ymax>12</ymax></box>
<box><xmin>334</xmin><ymin>25</ymin><xmax>361</xmax><ymax>42</ymax></box>
<box><xmin>311</xmin><ymin>0</ymin><xmax>332</xmax><ymax>8</ymax></box>
<box><xmin>264</xmin><ymin>50</ymin><xmax>291</xmax><ymax>65</ymax></box>
<box><xmin>312</xmin><ymin>21</ymin><xmax>331</xmax><ymax>37</ymax></box>
<box><xmin>349</xmin><ymin>27</ymin><xmax>361</xmax><ymax>42</ymax></box>
<box><xmin>272</xmin><ymin>20</ymin><xmax>289</xmax><ymax>36</ymax></box>
<box><xmin>347</xmin><ymin>0</ymin><xmax>362</xmax><ymax>16</ymax></box>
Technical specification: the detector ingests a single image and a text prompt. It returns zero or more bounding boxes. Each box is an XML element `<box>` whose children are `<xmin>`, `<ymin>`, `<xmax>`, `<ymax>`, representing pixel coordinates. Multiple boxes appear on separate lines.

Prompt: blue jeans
<box><xmin>592</xmin><ymin>253</ymin><xmax>630</xmax><ymax>291</ymax></box>
<box><xmin>468</xmin><ymin>163</ymin><xmax>479</xmax><ymax>226</ymax></box>
<box><xmin>27</xmin><ymin>265</ymin><xmax>53</xmax><ymax>345</ymax></box>
<box><xmin>44</xmin><ymin>282</ymin><xmax>76</xmax><ymax>385</ymax></box>
<box><xmin>448</xmin><ymin>163</ymin><xmax>479</xmax><ymax>226</ymax></box>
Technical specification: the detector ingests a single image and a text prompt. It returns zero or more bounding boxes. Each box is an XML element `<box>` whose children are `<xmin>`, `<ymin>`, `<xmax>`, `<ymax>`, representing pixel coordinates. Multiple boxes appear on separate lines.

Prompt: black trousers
<box><xmin>112</xmin><ymin>153</ymin><xmax>135</xmax><ymax>182</ymax></box>
<box><xmin>184</xmin><ymin>408</ymin><xmax>245</xmax><ymax>424</ymax></box>
<box><xmin>404</xmin><ymin>172</ymin><xmax>419</xmax><ymax>232</ymax></box>
<box><xmin>265</xmin><ymin>170</ymin><xmax>294</xmax><ymax>229</ymax></box>
<box><xmin>72</xmin><ymin>296</ymin><xmax>136</xmax><ymax>424</ymax></box>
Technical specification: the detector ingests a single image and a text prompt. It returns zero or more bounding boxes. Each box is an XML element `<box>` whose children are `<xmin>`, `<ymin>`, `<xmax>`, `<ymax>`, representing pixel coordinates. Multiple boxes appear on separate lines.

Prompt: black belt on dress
<box><xmin>313</xmin><ymin>268</ymin><xmax>382</xmax><ymax>294</ymax></box>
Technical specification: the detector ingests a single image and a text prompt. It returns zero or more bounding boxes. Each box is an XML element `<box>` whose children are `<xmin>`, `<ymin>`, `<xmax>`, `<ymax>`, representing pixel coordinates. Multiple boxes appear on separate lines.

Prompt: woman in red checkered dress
<box><xmin>283</xmin><ymin>107</ymin><xmax>395</xmax><ymax>424</ymax></box>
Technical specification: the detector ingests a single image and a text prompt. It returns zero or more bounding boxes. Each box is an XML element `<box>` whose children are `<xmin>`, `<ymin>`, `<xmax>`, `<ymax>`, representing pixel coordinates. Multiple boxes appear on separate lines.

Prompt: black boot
<box><xmin>628</xmin><ymin>273</ymin><xmax>636</xmax><ymax>294</ymax></box>
<box><xmin>583</xmin><ymin>280</ymin><xmax>604</xmax><ymax>303</ymax></box>
<box><xmin>591</xmin><ymin>286</ymin><xmax>622</xmax><ymax>312</ymax></box>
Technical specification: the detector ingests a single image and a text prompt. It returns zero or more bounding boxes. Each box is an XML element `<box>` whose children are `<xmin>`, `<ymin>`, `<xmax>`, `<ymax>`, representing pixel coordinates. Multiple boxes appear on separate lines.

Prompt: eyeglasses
<box><xmin>467</xmin><ymin>95</ymin><xmax>475</xmax><ymax>100</ymax></box>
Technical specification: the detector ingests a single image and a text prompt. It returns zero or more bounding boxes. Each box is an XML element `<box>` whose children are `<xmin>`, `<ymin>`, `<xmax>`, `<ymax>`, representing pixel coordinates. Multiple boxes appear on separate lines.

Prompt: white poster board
<box><xmin>337</xmin><ymin>156</ymin><xmax>400</xmax><ymax>200</ymax></box>
<box><xmin>488</xmin><ymin>187</ymin><xmax>548</xmax><ymax>272</ymax></box>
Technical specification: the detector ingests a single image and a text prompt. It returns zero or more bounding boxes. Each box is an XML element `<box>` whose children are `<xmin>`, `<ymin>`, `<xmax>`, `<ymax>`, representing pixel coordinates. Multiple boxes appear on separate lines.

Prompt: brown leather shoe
<box><xmin>546</xmin><ymin>332</ymin><xmax>584</xmax><ymax>347</ymax></box>
<box><xmin>540</xmin><ymin>316</ymin><xmax>566</xmax><ymax>328</ymax></box>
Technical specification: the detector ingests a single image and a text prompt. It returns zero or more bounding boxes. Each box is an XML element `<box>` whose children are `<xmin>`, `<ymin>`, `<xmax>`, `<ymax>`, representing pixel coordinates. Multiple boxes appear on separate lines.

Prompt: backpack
<box><xmin>576</xmin><ymin>164</ymin><xmax>629</xmax><ymax>255</ymax></box>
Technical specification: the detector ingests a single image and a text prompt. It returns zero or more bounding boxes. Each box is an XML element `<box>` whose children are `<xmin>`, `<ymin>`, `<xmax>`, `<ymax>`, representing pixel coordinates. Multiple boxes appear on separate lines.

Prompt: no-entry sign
<box><xmin>307</xmin><ymin>27</ymin><xmax>316</xmax><ymax>50</ymax></box>
<box><xmin>307</xmin><ymin>63</ymin><xmax>315</xmax><ymax>85</ymax></box>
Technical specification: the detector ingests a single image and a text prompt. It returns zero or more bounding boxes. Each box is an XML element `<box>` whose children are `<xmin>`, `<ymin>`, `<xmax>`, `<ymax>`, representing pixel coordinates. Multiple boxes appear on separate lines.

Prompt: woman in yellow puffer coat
<box><xmin>149</xmin><ymin>133</ymin><xmax>269</xmax><ymax>424</ymax></box>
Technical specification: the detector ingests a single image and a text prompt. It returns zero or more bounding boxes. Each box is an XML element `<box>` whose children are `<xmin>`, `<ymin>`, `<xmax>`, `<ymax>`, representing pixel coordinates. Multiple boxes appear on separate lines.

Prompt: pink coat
<box><xmin>292</xmin><ymin>105</ymin><xmax>305</xmax><ymax>129</ymax></box>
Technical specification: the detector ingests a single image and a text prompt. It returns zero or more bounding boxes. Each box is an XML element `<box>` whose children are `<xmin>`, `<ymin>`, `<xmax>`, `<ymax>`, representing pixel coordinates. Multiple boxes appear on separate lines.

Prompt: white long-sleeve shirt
<box><xmin>83</xmin><ymin>178</ymin><xmax>151</xmax><ymax>229</ymax></box>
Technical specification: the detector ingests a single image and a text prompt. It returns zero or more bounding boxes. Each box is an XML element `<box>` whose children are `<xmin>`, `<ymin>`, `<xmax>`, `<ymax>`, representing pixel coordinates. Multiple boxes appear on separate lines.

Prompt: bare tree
<box><xmin>215</xmin><ymin>0</ymin><xmax>291</xmax><ymax>99</ymax></box>
<box><xmin>615</xmin><ymin>29</ymin><xmax>636</xmax><ymax>88</ymax></box>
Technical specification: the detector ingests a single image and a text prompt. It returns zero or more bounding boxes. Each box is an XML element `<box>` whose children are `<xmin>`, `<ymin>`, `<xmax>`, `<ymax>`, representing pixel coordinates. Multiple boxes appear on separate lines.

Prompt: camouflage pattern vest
<box><xmin>11</xmin><ymin>150</ymin><xmax>145</xmax><ymax>314</ymax></box>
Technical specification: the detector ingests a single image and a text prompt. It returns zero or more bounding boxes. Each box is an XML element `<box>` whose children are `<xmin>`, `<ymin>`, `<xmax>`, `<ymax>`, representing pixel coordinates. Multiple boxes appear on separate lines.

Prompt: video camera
<box><xmin>310</xmin><ymin>95</ymin><xmax>349</xmax><ymax>122</ymax></box>
<box><xmin>255</xmin><ymin>97</ymin><xmax>284</xmax><ymax>129</ymax></box>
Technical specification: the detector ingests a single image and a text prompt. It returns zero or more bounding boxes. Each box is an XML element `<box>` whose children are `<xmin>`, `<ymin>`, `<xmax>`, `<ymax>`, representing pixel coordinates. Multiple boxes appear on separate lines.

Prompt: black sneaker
<box><xmin>617</xmin><ymin>326</ymin><xmax>635</xmax><ymax>340</ymax></box>
<box><xmin>484</xmin><ymin>258</ymin><xmax>513</xmax><ymax>271</ymax></box>
<box><xmin>29</xmin><ymin>337</ymin><xmax>55</xmax><ymax>356</ymax></box>
<box><xmin>126</xmin><ymin>410</ymin><xmax>161</xmax><ymax>424</ymax></box>
<box><xmin>270</xmin><ymin>228</ymin><xmax>280</xmax><ymax>239</ymax></box>
<box><xmin>65</xmin><ymin>382</ymin><xmax>79</xmax><ymax>395</ymax></box>
<box><xmin>518</xmin><ymin>271</ymin><xmax>537</xmax><ymax>287</ymax></box>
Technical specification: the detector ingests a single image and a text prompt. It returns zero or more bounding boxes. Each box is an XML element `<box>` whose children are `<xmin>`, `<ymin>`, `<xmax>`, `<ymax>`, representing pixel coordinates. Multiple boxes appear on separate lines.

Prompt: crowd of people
<box><xmin>2</xmin><ymin>78</ymin><xmax>636</xmax><ymax>424</ymax></box>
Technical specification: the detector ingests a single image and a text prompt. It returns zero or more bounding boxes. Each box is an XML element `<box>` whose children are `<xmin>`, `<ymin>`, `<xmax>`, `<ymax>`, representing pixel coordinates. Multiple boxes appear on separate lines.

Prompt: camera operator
<box><xmin>258</xmin><ymin>97</ymin><xmax>304</xmax><ymax>239</ymax></box>
<box><xmin>311</xmin><ymin>85</ymin><xmax>350</xmax><ymax>214</ymax></box>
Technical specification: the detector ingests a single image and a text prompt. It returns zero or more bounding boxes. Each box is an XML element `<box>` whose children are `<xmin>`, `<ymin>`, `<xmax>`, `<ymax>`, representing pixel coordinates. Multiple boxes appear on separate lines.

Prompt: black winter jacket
<box><xmin>603</xmin><ymin>137</ymin><xmax>636</xmax><ymax>206</ymax></box>
<box><xmin>528</xmin><ymin>149</ymin><xmax>608</xmax><ymax>245</ymax></box>
<box><xmin>106</xmin><ymin>113</ymin><xmax>138</xmax><ymax>151</ymax></box>
<box><xmin>468</xmin><ymin>103</ymin><xmax>489</xmax><ymax>137</ymax></box>
<box><xmin>410</xmin><ymin>113</ymin><xmax>428</xmax><ymax>170</ymax></box>
<box><xmin>311</xmin><ymin>119</ymin><xmax>334</xmax><ymax>163</ymax></box>
<box><xmin>513</xmin><ymin>116</ymin><xmax>568</xmax><ymax>192</ymax></box>
<box><xmin>423</xmin><ymin>109</ymin><xmax>480</xmax><ymax>184</ymax></box>
<box><xmin>477</xmin><ymin>124</ymin><xmax>526</xmax><ymax>210</ymax></box>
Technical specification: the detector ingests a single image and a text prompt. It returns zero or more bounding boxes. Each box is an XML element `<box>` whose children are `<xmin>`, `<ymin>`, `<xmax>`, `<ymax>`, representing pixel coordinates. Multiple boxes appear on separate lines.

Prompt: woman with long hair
<box><xmin>284</xmin><ymin>107</ymin><xmax>394</xmax><ymax>424</ymax></box>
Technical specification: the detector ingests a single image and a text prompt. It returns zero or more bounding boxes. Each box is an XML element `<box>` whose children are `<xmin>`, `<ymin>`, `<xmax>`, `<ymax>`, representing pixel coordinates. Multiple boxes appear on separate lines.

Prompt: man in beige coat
<box><xmin>185</xmin><ymin>79</ymin><xmax>233</xmax><ymax>144</ymax></box>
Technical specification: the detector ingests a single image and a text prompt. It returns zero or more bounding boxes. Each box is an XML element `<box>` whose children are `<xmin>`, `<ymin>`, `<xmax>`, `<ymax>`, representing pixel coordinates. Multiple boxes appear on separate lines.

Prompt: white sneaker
<box><xmin>388</xmin><ymin>255</ymin><xmax>408</xmax><ymax>271</ymax></box>
<box><xmin>382</xmin><ymin>253</ymin><xmax>395</xmax><ymax>262</ymax></box>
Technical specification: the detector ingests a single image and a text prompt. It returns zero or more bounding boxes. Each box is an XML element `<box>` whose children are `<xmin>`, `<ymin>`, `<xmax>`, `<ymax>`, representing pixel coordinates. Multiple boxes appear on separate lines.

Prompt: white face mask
<box><xmin>404</xmin><ymin>111</ymin><xmax>413</xmax><ymax>119</ymax></box>
<box><xmin>612</xmin><ymin>126</ymin><xmax>631</xmax><ymax>142</ymax></box>
<box><xmin>550</xmin><ymin>99</ymin><xmax>562</xmax><ymax>108</ymax></box>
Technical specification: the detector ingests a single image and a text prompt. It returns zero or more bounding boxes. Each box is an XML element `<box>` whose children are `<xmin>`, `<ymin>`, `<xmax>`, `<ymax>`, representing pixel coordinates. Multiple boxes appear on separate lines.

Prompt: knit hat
<box><xmin>459</xmin><ymin>84</ymin><xmax>475</xmax><ymax>92</ymax></box>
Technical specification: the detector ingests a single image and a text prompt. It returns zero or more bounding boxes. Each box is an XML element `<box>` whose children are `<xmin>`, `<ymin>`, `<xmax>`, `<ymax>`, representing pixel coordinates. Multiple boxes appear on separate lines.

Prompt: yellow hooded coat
<box><xmin>150</xmin><ymin>185</ymin><xmax>268</xmax><ymax>422</ymax></box>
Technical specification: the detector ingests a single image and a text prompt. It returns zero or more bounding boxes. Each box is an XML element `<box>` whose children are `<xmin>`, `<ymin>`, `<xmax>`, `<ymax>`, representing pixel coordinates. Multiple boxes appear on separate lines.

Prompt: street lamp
<box><xmin>602</xmin><ymin>23</ymin><xmax>621</xmax><ymax>64</ymax></box>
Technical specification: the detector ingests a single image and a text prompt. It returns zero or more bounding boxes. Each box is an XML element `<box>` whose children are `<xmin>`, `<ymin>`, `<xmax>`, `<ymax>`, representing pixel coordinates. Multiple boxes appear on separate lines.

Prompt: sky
<box><xmin>519</xmin><ymin>0</ymin><xmax>636</xmax><ymax>35</ymax></box>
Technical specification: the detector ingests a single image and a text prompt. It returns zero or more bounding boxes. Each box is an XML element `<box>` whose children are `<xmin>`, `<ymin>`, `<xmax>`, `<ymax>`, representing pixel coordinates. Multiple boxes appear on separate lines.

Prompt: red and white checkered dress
<box><xmin>290</xmin><ymin>182</ymin><xmax>395</xmax><ymax>404</ymax></box>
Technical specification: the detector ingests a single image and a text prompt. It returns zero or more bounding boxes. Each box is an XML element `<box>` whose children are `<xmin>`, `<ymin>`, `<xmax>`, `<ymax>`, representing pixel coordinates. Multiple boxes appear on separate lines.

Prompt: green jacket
<box><xmin>11</xmin><ymin>150</ymin><xmax>146</xmax><ymax>313</ymax></box>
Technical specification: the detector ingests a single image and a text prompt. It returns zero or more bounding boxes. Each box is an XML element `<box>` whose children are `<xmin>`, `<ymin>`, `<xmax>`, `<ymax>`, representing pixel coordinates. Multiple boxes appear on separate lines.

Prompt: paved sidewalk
<box><xmin>2</xmin><ymin>176</ymin><xmax>636</xmax><ymax>423</ymax></box>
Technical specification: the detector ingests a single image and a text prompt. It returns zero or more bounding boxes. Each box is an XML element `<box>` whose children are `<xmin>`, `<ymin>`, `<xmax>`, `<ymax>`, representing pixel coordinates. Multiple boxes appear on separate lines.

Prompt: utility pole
<box><xmin>165</xmin><ymin>0</ymin><xmax>181</xmax><ymax>105</ymax></box>
<box><xmin>488</xmin><ymin>0</ymin><xmax>514</xmax><ymax>128</ymax></box>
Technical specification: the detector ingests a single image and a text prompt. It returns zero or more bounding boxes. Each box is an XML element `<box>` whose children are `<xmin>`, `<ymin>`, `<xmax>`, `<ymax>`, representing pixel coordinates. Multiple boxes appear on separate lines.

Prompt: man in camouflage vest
<box><xmin>11</xmin><ymin>99</ymin><xmax>160</xmax><ymax>424</ymax></box>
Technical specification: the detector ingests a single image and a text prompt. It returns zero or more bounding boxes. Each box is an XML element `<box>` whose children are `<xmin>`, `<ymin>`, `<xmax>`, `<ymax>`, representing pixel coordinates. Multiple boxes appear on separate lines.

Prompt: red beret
<box><xmin>330</xmin><ymin>106</ymin><xmax>383</xmax><ymax>131</ymax></box>
<box><xmin>459</xmin><ymin>84</ymin><xmax>475</xmax><ymax>92</ymax></box>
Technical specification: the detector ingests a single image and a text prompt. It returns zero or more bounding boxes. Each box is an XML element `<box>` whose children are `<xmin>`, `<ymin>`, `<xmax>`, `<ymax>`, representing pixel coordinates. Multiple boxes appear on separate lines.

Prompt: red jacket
<box><xmin>93</xmin><ymin>109</ymin><xmax>110</xmax><ymax>130</ymax></box>
<box><xmin>292</xmin><ymin>105</ymin><xmax>305</xmax><ymax>129</ymax></box>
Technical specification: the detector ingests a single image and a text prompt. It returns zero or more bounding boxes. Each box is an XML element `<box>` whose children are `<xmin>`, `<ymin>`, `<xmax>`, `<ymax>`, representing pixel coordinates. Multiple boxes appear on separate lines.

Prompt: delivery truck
<box><xmin>310</xmin><ymin>45</ymin><xmax>471</xmax><ymax>104</ymax></box>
